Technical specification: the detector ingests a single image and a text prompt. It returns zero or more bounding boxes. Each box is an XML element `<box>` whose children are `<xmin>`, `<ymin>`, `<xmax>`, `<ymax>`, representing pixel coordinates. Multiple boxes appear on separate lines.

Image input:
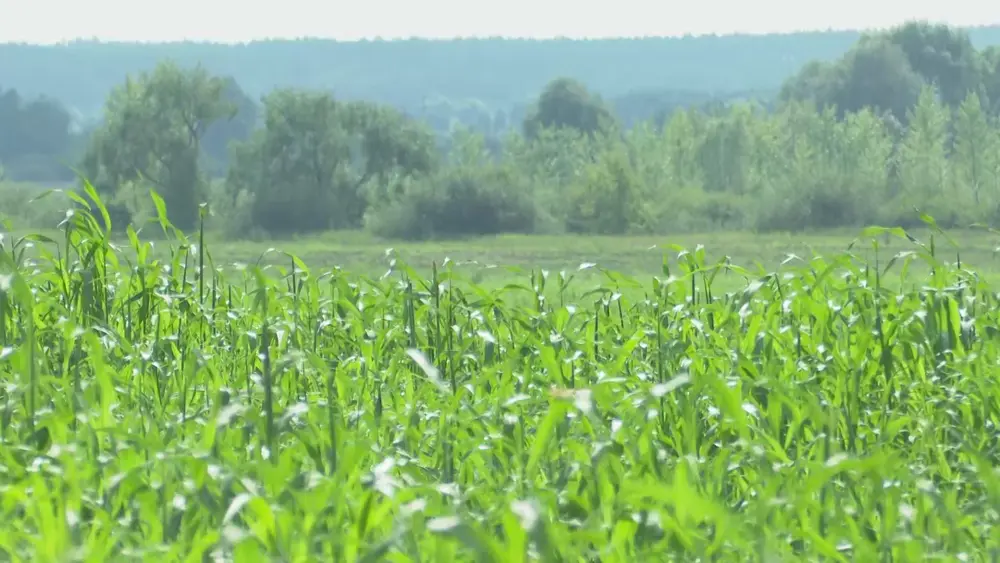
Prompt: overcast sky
<box><xmin>1</xmin><ymin>0</ymin><xmax>998</xmax><ymax>44</ymax></box>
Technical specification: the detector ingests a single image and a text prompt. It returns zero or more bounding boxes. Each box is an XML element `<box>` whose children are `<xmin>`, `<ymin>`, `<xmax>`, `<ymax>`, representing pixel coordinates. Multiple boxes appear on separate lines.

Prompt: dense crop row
<box><xmin>1</xmin><ymin>192</ymin><xmax>999</xmax><ymax>561</ymax></box>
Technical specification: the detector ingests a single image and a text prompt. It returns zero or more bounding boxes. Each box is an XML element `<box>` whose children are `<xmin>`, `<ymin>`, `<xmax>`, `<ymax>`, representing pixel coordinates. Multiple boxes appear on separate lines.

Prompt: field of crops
<box><xmin>2</xmin><ymin>195</ymin><xmax>1000</xmax><ymax>561</ymax></box>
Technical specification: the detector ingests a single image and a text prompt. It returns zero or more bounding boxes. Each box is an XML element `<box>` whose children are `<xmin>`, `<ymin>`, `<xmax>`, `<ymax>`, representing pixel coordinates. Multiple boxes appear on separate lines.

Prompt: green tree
<box><xmin>566</xmin><ymin>145</ymin><xmax>642</xmax><ymax>234</ymax></box>
<box><xmin>834</xmin><ymin>37</ymin><xmax>924</xmax><ymax>120</ymax></box>
<box><xmin>660</xmin><ymin>109</ymin><xmax>705</xmax><ymax>190</ymax></box>
<box><xmin>501</xmin><ymin>127</ymin><xmax>607</xmax><ymax>233</ymax></box>
<box><xmin>366</xmin><ymin>129</ymin><xmax>536</xmax><ymax>240</ymax></box>
<box><xmin>893</xmin><ymin>86</ymin><xmax>953</xmax><ymax>225</ymax></box>
<box><xmin>951</xmin><ymin>92</ymin><xmax>999</xmax><ymax>212</ymax></box>
<box><xmin>779</xmin><ymin>22</ymin><xmax>987</xmax><ymax>123</ymax></box>
<box><xmin>341</xmin><ymin>100</ymin><xmax>438</xmax><ymax>205</ymax></box>
<box><xmin>755</xmin><ymin>103</ymin><xmax>890</xmax><ymax>230</ymax></box>
<box><xmin>523</xmin><ymin>78</ymin><xmax>618</xmax><ymax>140</ymax></box>
<box><xmin>696</xmin><ymin>104</ymin><xmax>756</xmax><ymax>194</ymax></box>
<box><xmin>779</xmin><ymin>60</ymin><xmax>842</xmax><ymax>108</ymax></box>
<box><xmin>82</xmin><ymin>61</ymin><xmax>236</xmax><ymax>230</ymax></box>
<box><xmin>780</xmin><ymin>36</ymin><xmax>924</xmax><ymax>121</ymax></box>
<box><xmin>227</xmin><ymin>89</ymin><xmax>436</xmax><ymax>234</ymax></box>
<box><xmin>982</xmin><ymin>46</ymin><xmax>1000</xmax><ymax>115</ymax></box>
<box><xmin>886</xmin><ymin>22</ymin><xmax>983</xmax><ymax>107</ymax></box>
<box><xmin>227</xmin><ymin>90</ymin><xmax>351</xmax><ymax>234</ymax></box>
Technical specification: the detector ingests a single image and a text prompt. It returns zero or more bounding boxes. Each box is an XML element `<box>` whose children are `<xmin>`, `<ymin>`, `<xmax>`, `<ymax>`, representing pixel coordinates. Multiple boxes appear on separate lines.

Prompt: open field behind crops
<box><xmin>1</xmin><ymin>201</ymin><xmax>1000</xmax><ymax>560</ymax></box>
<box><xmin>8</xmin><ymin>221</ymin><xmax>1000</xmax><ymax>292</ymax></box>
<box><xmin>6</xmin><ymin>180</ymin><xmax>1000</xmax><ymax>292</ymax></box>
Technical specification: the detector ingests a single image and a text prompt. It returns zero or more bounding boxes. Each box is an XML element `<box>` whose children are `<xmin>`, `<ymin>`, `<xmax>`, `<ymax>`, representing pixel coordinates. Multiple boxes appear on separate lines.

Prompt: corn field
<box><xmin>1</xmin><ymin>188</ymin><xmax>999</xmax><ymax>561</ymax></box>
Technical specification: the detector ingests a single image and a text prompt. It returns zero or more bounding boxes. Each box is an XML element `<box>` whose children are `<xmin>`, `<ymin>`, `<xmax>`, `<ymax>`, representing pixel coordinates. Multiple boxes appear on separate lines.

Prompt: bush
<box><xmin>565</xmin><ymin>148</ymin><xmax>642</xmax><ymax>235</ymax></box>
<box><xmin>203</xmin><ymin>180</ymin><xmax>259</xmax><ymax>239</ymax></box>
<box><xmin>754</xmin><ymin>177</ymin><xmax>869</xmax><ymax>232</ymax></box>
<box><xmin>365</xmin><ymin>165</ymin><xmax>536</xmax><ymax>240</ymax></box>
<box><xmin>641</xmin><ymin>187</ymin><xmax>752</xmax><ymax>233</ymax></box>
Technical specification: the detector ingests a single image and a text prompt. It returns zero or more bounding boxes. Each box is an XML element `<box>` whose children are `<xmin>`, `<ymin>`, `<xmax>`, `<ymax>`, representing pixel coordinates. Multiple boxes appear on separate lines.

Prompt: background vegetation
<box><xmin>4</xmin><ymin>22</ymin><xmax>1000</xmax><ymax>242</ymax></box>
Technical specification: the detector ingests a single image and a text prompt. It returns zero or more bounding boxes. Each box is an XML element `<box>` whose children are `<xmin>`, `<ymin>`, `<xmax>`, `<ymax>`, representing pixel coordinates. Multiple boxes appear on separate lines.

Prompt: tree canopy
<box><xmin>781</xmin><ymin>22</ymin><xmax>1000</xmax><ymax>121</ymax></box>
<box><xmin>523</xmin><ymin>78</ymin><xmax>618</xmax><ymax>140</ymax></box>
<box><xmin>81</xmin><ymin>61</ymin><xmax>239</xmax><ymax>229</ymax></box>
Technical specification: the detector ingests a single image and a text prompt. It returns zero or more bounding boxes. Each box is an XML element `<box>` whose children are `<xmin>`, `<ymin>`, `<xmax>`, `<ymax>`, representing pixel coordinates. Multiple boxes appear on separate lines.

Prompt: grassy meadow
<box><xmin>2</xmin><ymin>190</ymin><xmax>1000</xmax><ymax>560</ymax></box>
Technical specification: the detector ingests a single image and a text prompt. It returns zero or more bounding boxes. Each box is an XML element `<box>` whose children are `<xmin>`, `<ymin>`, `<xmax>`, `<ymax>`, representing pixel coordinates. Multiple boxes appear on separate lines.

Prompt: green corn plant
<box><xmin>0</xmin><ymin>187</ymin><xmax>998</xmax><ymax>561</ymax></box>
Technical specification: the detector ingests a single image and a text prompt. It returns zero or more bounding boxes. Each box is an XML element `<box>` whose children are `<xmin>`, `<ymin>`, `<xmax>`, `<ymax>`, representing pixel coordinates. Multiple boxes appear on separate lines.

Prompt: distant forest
<box><xmin>3</xmin><ymin>26</ymin><xmax>999</xmax><ymax>128</ymax></box>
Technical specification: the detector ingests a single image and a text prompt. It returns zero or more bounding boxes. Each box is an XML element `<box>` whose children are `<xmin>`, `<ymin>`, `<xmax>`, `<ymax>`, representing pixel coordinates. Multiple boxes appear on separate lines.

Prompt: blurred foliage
<box><xmin>5</xmin><ymin>22</ymin><xmax>1000</xmax><ymax>237</ymax></box>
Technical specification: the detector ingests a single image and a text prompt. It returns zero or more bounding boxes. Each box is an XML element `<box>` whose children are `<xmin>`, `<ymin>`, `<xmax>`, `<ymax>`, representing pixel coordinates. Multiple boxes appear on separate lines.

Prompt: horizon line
<box><xmin>5</xmin><ymin>19</ymin><xmax>999</xmax><ymax>47</ymax></box>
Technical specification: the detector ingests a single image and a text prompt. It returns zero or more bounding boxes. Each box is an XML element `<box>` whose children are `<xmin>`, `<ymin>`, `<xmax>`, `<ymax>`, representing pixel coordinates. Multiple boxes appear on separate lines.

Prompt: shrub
<box><xmin>365</xmin><ymin>164</ymin><xmax>536</xmax><ymax>240</ymax></box>
<box><xmin>565</xmin><ymin>148</ymin><xmax>642</xmax><ymax>235</ymax></box>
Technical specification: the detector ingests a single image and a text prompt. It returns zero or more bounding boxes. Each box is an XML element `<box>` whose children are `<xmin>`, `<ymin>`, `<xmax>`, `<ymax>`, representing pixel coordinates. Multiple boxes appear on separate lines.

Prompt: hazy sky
<box><xmin>1</xmin><ymin>0</ymin><xmax>998</xmax><ymax>44</ymax></box>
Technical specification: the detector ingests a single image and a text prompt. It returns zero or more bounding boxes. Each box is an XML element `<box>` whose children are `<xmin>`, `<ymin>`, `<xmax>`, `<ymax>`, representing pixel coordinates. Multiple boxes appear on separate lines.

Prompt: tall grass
<box><xmin>1</xmin><ymin>187</ymin><xmax>999</xmax><ymax>561</ymax></box>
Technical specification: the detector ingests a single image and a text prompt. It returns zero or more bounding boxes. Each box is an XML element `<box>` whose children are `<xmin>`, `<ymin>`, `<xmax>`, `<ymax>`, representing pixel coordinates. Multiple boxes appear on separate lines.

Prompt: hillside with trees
<box><xmin>0</xmin><ymin>32</ymin><xmax>866</xmax><ymax>117</ymax></box>
<box><xmin>4</xmin><ymin>26</ymin><xmax>1000</xmax><ymax>120</ymax></box>
<box><xmin>4</xmin><ymin>22</ymin><xmax>1000</xmax><ymax>238</ymax></box>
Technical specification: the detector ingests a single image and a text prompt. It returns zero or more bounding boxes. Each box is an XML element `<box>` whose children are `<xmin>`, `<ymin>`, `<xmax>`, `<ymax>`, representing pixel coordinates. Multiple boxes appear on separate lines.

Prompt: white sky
<box><xmin>0</xmin><ymin>0</ymin><xmax>998</xmax><ymax>43</ymax></box>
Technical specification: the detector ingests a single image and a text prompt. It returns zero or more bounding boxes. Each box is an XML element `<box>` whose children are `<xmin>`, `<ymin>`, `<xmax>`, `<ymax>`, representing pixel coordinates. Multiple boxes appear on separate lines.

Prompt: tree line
<box><xmin>4</xmin><ymin>24</ymin><xmax>1000</xmax><ymax>144</ymax></box>
<box><xmin>1</xmin><ymin>31</ymin><xmax>876</xmax><ymax>117</ymax></box>
<box><xmin>0</xmin><ymin>79</ymin><xmax>756</xmax><ymax>185</ymax></box>
<box><xmin>6</xmin><ymin>21</ymin><xmax>1000</xmax><ymax>238</ymax></box>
